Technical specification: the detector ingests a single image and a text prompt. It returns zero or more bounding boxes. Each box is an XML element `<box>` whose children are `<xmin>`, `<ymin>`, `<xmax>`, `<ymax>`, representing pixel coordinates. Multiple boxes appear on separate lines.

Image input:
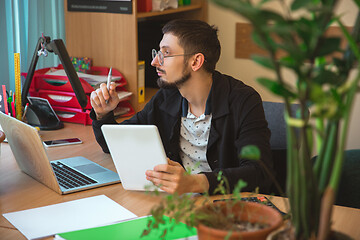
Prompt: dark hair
<box><xmin>162</xmin><ymin>19</ymin><xmax>221</xmax><ymax>73</ymax></box>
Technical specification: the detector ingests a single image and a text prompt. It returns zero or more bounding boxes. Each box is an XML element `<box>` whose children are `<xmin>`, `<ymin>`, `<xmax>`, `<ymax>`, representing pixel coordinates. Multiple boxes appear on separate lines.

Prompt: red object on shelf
<box><xmin>115</xmin><ymin>101</ymin><xmax>135</xmax><ymax>117</ymax></box>
<box><xmin>22</xmin><ymin>64</ymin><xmax>135</xmax><ymax>125</ymax></box>
<box><xmin>37</xmin><ymin>87</ymin><xmax>131</xmax><ymax>110</ymax></box>
<box><xmin>137</xmin><ymin>0</ymin><xmax>152</xmax><ymax>12</ymax></box>
<box><xmin>38</xmin><ymin>89</ymin><xmax>92</xmax><ymax>109</ymax></box>
<box><xmin>52</xmin><ymin>106</ymin><xmax>92</xmax><ymax>125</ymax></box>
<box><xmin>21</xmin><ymin>65</ymin><xmax>127</xmax><ymax>94</ymax></box>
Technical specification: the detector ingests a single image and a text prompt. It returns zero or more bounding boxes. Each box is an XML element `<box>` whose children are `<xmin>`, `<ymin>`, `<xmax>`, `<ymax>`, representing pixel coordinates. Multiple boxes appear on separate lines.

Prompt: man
<box><xmin>90</xmin><ymin>19</ymin><xmax>273</xmax><ymax>195</ymax></box>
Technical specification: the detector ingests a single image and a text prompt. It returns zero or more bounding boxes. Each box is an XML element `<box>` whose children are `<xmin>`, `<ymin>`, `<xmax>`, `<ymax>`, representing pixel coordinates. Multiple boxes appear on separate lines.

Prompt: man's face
<box><xmin>151</xmin><ymin>33</ymin><xmax>191</xmax><ymax>89</ymax></box>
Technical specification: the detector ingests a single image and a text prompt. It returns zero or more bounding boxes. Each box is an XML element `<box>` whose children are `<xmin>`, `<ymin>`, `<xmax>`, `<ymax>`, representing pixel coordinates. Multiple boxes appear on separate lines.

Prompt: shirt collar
<box><xmin>181</xmin><ymin>84</ymin><xmax>213</xmax><ymax>117</ymax></box>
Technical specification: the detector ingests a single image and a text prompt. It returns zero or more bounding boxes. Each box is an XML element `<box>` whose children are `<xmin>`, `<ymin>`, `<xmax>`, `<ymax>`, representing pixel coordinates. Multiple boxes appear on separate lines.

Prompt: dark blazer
<box><xmin>91</xmin><ymin>71</ymin><xmax>273</xmax><ymax>194</ymax></box>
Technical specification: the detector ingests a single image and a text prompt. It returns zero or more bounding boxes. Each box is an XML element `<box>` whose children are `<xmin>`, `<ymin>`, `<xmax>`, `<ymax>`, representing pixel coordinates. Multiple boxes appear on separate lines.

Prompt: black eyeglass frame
<box><xmin>151</xmin><ymin>49</ymin><xmax>197</xmax><ymax>66</ymax></box>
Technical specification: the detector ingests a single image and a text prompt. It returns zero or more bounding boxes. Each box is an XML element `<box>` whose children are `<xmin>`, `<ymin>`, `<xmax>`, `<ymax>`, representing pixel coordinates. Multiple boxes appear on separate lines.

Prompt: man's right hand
<box><xmin>90</xmin><ymin>82</ymin><xmax>120</xmax><ymax>120</ymax></box>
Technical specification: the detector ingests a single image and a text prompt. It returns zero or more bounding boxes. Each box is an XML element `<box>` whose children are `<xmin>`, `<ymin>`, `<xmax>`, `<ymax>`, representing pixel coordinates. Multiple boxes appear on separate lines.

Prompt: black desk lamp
<box><xmin>22</xmin><ymin>35</ymin><xmax>88</xmax><ymax>130</ymax></box>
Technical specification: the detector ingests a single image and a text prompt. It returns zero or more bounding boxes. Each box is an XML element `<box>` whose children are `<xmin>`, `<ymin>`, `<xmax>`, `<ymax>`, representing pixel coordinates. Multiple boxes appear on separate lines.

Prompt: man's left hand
<box><xmin>145</xmin><ymin>159</ymin><xmax>209</xmax><ymax>195</ymax></box>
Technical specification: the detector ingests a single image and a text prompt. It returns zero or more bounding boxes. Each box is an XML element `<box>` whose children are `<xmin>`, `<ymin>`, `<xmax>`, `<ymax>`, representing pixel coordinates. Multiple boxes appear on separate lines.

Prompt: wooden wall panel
<box><xmin>235</xmin><ymin>22</ymin><xmax>352</xmax><ymax>60</ymax></box>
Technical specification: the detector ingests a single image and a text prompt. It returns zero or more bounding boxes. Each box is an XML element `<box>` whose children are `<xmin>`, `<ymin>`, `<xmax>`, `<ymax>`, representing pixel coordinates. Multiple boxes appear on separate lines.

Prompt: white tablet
<box><xmin>101</xmin><ymin>125</ymin><xmax>168</xmax><ymax>191</ymax></box>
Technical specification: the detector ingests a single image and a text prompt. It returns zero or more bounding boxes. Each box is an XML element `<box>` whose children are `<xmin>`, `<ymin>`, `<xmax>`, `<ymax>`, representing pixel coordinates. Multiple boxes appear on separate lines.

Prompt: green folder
<box><xmin>57</xmin><ymin>215</ymin><xmax>197</xmax><ymax>240</ymax></box>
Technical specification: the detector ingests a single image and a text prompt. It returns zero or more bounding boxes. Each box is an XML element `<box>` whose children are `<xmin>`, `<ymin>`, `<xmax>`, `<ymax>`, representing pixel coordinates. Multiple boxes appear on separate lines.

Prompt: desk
<box><xmin>1</xmin><ymin>123</ymin><xmax>360</xmax><ymax>239</ymax></box>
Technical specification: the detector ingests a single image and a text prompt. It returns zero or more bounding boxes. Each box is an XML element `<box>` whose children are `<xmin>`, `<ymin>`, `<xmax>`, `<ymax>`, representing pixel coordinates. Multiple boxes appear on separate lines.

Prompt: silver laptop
<box><xmin>0</xmin><ymin>112</ymin><xmax>120</xmax><ymax>194</ymax></box>
<box><xmin>101</xmin><ymin>125</ymin><xmax>167</xmax><ymax>191</ymax></box>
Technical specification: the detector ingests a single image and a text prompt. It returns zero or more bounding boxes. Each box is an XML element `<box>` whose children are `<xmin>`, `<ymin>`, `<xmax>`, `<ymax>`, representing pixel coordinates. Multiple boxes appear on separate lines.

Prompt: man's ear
<box><xmin>190</xmin><ymin>53</ymin><xmax>205</xmax><ymax>72</ymax></box>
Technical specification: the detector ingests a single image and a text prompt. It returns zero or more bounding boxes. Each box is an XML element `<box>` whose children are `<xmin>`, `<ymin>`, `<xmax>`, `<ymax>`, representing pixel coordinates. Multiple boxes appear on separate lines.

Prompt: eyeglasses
<box><xmin>152</xmin><ymin>49</ymin><xmax>195</xmax><ymax>66</ymax></box>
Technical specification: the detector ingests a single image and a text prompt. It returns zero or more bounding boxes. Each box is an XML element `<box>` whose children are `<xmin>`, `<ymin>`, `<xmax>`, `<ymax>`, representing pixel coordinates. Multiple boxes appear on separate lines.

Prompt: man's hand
<box><xmin>145</xmin><ymin>159</ymin><xmax>209</xmax><ymax>195</ymax></box>
<box><xmin>90</xmin><ymin>82</ymin><xmax>120</xmax><ymax>120</ymax></box>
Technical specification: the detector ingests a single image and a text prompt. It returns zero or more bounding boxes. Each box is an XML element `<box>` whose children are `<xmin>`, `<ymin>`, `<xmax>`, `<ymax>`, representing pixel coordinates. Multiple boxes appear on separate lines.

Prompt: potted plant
<box><xmin>211</xmin><ymin>0</ymin><xmax>360</xmax><ymax>239</ymax></box>
<box><xmin>142</xmin><ymin>171</ymin><xmax>284</xmax><ymax>240</ymax></box>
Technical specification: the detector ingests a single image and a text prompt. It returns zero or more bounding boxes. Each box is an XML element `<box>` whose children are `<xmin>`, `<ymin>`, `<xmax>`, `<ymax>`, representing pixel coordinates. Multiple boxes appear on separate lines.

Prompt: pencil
<box><xmin>22</xmin><ymin>103</ymin><xmax>29</xmax><ymax>122</ymax></box>
<box><xmin>11</xmin><ymin>101</ymin><xmax>16</xmax><ymax>118</ymax></box>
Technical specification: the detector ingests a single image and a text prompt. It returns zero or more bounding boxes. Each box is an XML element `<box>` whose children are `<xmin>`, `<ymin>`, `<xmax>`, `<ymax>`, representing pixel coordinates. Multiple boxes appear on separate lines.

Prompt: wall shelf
<box><xmin>64</xmin><ymin>0</ymin><xmax>207</xmax><ymax>112</ymax></box>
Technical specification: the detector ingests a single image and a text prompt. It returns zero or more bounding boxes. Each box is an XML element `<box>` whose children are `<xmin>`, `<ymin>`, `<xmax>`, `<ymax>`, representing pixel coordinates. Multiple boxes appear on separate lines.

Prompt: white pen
<box><xmin>107</xmin><ymin>67</ymin><xmax>112</xmax><ymax>90</ymax></box>
<box><xmin>106</xmin><ymin>67</ymin><xmax>112</xmax><ymax>103</ymax></box>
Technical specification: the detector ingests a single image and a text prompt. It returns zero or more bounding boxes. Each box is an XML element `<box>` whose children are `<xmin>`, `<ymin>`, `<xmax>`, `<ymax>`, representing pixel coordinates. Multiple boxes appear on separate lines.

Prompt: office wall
<box><xmin>208</xmin><ymin>0</ymin><xmax>360</xmax><ymax>149</ymax></box>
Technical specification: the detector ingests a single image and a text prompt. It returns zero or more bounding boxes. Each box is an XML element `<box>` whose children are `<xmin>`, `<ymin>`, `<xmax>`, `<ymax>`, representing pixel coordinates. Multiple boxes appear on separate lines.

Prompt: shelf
<box><xmin>137</xmin><ymin>3</ymin><xmax>202</xmax><ymax>19</ymax></box>
<box><xmin>64</xmin><ymin>0</ymin><xmax>206</xmax><ymax>113</ymax></box>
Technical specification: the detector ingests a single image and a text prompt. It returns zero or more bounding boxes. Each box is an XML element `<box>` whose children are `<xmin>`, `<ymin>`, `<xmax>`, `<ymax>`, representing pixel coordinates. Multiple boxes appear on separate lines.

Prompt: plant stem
<box><xmin>318</xmin><ymin>121</ymin><xmax>338</xmax><ymax>192</ymax></box>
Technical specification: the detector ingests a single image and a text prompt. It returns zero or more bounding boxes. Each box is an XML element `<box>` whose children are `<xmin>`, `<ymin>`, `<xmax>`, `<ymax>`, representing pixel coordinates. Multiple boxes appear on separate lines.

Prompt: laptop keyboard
<box><xmin>51</xmin><ymin>162</ymin><xmax>98</xmax><ymax>189</ymax></box>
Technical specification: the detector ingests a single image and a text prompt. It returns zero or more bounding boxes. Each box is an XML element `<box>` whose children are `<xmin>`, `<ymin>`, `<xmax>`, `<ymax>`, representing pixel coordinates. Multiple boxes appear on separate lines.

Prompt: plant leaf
<box><xmin>291</xmin><ymin>0</ymin><xmax>312</xmax><ymax>11</ymax></box>
<box><xmin>257</xmin><ymin>77</ymin><xmax>297</xmax><ymax>98</ymax></box>
<box><xmin>239</xmin><ymin>145</ymin><xmax>260</xmax><ymax>160</ymax></box>
<box><xmin>313</xmin><ymin>68</ymin><xmax>339</xmax><ymax>85</ymax></box>
<box><xmin>251</xmin><ymin>55</ymin><xmax>275</xmax><ymax>69</ymax></box>
<box><xmin>316</xmin><ymin>37</ymin><xmax>341</xmax><ymax>57</ymax></box>
<box><xmin>336</xmin><ymin>18</ymin><xmax>360</xmax><ymax>60</ymax></box>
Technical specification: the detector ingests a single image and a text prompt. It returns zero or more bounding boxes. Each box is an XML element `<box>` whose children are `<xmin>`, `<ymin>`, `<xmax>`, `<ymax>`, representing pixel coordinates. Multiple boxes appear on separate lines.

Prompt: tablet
<box><xmin>101</xmin><ymin>125</ymin><xmax>168</xmax><ymax>191</ymax></box>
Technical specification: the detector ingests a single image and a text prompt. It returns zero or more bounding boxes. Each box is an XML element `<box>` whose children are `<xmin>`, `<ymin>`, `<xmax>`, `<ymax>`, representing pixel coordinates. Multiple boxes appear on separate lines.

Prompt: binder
<box><xmin>55</xmin><ymin>215</ymin><xmax>197</xmax><ymax>240</ymax></box>
<box><xmin>0</xmin><ymin>85</ymin><xmax>8</xmax><ymax>114</ymax></box>
<box><xmin>138</xmin><ymin>61</ymin><xmax>145</xmax><ymax>103</ymax></box>
<box><xmin>137</xmin><ymin>0</ymin><xmax>152</xmax><ymax>12</ymax></box>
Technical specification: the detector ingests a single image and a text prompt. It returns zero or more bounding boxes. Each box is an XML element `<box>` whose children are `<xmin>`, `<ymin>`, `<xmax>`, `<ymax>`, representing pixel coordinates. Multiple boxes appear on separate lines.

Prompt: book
<box><xmin>0</xmin><ymin>86</ymin><xmax>6</xmax><ymax>113</ymax></box>
<box><xmin>55</xmin><ymin>215</ymin><xmax>197</xmax><ymax>240</ymax></box>
<box><xmin>1</xmin><ymin>85</ymin><xmax>8</xmax><ymax>114</ymax></box>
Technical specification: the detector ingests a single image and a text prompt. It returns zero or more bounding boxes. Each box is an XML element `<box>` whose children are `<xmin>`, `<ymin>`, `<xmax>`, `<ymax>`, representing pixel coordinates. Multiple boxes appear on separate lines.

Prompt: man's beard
<box><xmin>156</xmin><ymin>67</ymin><xmax>191</xmax><ymax>89</ymax></box>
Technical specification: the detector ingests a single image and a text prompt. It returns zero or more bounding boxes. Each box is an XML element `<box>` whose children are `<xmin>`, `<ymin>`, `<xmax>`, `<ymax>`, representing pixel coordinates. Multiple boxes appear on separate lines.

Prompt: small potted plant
<box><xmin>211</xmin><ymin>0</ymin><xmax>360</xmax><ymax>239</ymax></box>
<box><xmin>142</xmin><ymin>167</ymin><xmax>284</xmax><ymax>240</ymax></box>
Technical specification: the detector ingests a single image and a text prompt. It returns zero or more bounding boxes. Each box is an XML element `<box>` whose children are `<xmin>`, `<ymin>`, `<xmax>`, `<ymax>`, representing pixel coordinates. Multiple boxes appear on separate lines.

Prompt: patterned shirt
<box><xmin>179</xmin><ymin>92</ymin><xmax>212</xmax><ymax>174</ymax></box>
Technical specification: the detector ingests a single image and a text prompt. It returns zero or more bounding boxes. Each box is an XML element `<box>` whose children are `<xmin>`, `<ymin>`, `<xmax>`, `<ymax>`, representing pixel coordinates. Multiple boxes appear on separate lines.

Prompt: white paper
<box><xmin>3</xmin><ymin>195</ymin><xmax>137</xmax><ymax>240</ymax></box>
<box><xmin>46</xmin><ymin>69</ymin><xmax>121</xmax><ymax>86</ymax></box>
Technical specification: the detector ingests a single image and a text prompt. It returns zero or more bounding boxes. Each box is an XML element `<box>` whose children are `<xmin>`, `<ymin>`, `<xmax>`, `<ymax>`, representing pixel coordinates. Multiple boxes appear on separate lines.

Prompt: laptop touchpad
<box><xmin>74</xmin><ymin>164</ymin><xmax>107</xmax><ymax>175</ymax></box>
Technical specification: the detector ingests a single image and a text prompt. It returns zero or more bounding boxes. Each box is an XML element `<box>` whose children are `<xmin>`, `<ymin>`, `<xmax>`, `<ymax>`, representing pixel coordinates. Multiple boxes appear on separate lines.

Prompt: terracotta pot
<box><xmin>196</xmin><ymin>201</ymin><xmax>283</xmax><ymax>240</ymax></box>
<box><xmin>266</xmin><ymin>225</ymin><xmax>353</xmax><ymax>240</ymax></box>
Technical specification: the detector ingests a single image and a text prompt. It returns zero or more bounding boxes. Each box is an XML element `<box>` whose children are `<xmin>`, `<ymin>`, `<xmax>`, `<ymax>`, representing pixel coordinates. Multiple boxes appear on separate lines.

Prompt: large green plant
<box><xmin>211</xmin><ymin>0</ymin><xmax>360</xmax><ymax>239</ymax></box>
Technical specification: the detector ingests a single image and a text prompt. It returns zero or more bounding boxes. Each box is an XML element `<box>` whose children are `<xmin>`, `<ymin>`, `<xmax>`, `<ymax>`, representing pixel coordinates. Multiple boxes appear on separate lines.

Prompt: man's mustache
<box><xmin>156</xmin><ymin>67</ymin><xmax>166</xmax><ymax>74</ymax></box>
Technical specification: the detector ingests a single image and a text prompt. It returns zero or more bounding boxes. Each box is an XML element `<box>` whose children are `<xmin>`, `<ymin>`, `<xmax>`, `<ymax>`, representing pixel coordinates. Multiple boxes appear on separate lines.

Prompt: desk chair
<box><xmin>335</xmin><ymin>149</ymin><xmax>360</xmax><ymax>209</ymax></box>
<box><xmin>262</xmin><ymin>101</ymin><xmax>301</xmax><ymax>196</ymax></box>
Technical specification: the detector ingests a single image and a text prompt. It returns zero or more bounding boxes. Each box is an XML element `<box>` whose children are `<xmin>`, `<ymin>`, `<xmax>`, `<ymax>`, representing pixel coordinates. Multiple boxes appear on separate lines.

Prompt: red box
<box><xmin>37</xmin><ymin>87</ymin><xmax>131</xmax><ymax>110</ymax></box>
<box><xmin>21</xmin><ymin>65</ymin><xmax>127</xmax><ymax>94</ymax></box>
<box><xmin>53</xmin><ymin>106</ymin><xmax>92</xmax><ymax>125</ymax></box>
<box><xmin>114</xmin><ymin>101</ymin><xmax>135</xmax><ymax>117</ymax></box>
<box><xmin>137</xmin><ymin>0</ymin><xmax>152</xmax><ymax>12</ymax></box>
<box><xmin>38</xmin><ymin>89</ymin><xmax>92</xmax><ymax>109</ymax></box>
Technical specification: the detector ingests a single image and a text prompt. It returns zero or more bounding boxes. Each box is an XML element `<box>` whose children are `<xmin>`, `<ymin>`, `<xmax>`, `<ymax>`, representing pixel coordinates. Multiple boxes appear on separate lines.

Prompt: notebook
<box><xmin>55</xmin><ymin>215</ymin><xmax>197</xmax><ymax>240</ymax></box>
<box><xmin>0</xmin><ymin>112</ymin><xmax>120</xmax><ymax>194</ymax></box>
<box><xmin>101</xmin><ymin>125</ymin><xmax>168</xmax><ymax>191</ymax></box>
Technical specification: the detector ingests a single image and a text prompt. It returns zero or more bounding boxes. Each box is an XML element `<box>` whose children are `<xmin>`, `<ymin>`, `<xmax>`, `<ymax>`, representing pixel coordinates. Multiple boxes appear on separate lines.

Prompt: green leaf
<box><xmin>309</xmin><ymin>83</ymin><xmax>326</xmax><ymax>103</ymax></box>
<box><xmin>354</xmin><ymin>0</ymin><xmax>360</xmax><ymax>8</ymax></box>
<box><xmin>280</xmin><ymin>56</ymin><xmax>299</xmax><ymax>71</ymax></box>
<box><xmin>239</xmin><ymin>145</ymin><xmax>261</xmax><ymax>160</ymax></box>
<box><xmin>336</xmin><ymin>18</ymin><xmax>360</xmax><ymax>60</ymax></box>
<box><xmin>258</xmin><ymin>9</ymin><xmax>285</xmax><ymax>23</ymax></box>
<box><xmin>291</xmin><ymin>0</ymin><xmax>312</xmax><ymax>11</ymax></box>
<box><xmin>251</xmin><ymin>31</ymin><xmax>267</xmax><ymax>50</ymax></box>
<box><xmin>251</xmin><ymin>55</ymin><xmax>275</xmax><ymax>69</ymax></box>
<box><xmin>313</xmin><ymin>68</ymin><xmax>339</xmax><ymax>85</ymax></box>
<box><xmin>257</xmin><ymin>77</ymin><xmax>297</xmax><ymax>98</ymax></box>
<box><xmin>315</xmin><ymin>56</ymin><xmax>327</xmax><ymax>66</ymax></box>
<box><xmin>251</xmin><ymin>30</ymin><xmax>277</xmax><ymax>52</ymax></box>
<box><xmin>316</xmin><ymin>37</ymin><xmax>341</xmax><ymax>57</ymax></box>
